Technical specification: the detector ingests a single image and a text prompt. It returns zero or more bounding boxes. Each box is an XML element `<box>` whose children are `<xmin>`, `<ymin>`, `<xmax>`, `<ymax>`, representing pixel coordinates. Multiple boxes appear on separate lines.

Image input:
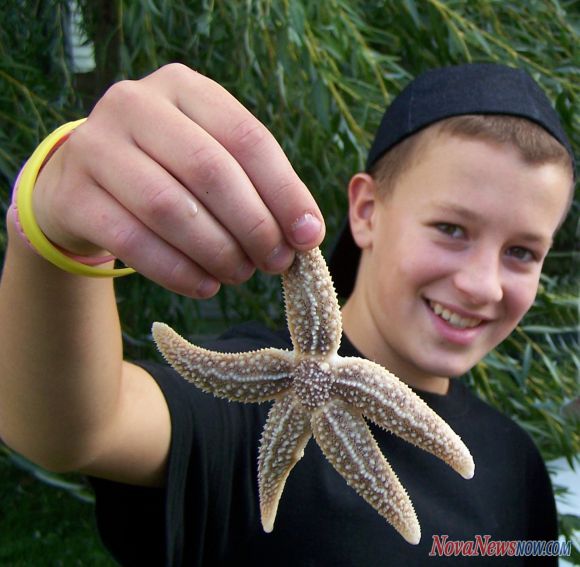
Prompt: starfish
<box><xmin>152</xmin><ymin>247</ymin><xmax>474</xmax><ymax>544</ymax></box>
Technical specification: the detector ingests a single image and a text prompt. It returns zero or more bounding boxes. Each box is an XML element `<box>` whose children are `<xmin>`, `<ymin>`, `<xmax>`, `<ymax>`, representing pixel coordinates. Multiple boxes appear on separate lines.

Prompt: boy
<box><xmin>0</xmin><ymin>63</ymin><xmax>574</xmax><ymax>565</ymax></box>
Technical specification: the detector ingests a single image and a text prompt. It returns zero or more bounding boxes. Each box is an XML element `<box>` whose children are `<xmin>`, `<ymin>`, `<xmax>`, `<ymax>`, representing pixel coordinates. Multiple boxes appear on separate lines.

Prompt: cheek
<box><xmin>503</xmin><ymin>279</ymin><xmax>539</xmax><ymax>325</ymax></box>
<box><xmin>396</xmin><ymin>245</ymin><xmax>457</xmax><ymax>288</ymax></box>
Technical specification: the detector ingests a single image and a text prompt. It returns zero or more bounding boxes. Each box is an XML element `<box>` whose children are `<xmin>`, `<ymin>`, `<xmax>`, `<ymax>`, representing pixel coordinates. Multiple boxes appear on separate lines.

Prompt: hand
<box><xmin>33</xmin><ymin>64</ymin><xmax>325</xmax><ymax>297</ymax></box>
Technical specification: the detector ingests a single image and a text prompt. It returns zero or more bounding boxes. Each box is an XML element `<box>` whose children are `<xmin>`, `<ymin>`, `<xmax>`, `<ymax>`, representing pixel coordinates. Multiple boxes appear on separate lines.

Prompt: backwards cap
<box><xmin>329</xmin><ymin>63</ymin><xmax>575</xmax><ymax>298</ymax></box>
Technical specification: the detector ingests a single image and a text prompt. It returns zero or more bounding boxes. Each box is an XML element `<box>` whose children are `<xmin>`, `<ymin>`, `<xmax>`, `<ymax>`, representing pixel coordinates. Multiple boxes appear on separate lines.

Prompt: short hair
<box><xmin>368</xmin><ymin>114</ymin><xmax>574</xmax><ymax>196</ymax></box>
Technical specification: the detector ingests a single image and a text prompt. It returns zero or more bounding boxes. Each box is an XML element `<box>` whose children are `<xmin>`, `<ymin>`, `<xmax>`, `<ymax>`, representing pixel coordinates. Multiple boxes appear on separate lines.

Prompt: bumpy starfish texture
<box><xmin>152</xmin><ymin>248</ymin><xmax>474</xmax><ymax>545</ymax></box>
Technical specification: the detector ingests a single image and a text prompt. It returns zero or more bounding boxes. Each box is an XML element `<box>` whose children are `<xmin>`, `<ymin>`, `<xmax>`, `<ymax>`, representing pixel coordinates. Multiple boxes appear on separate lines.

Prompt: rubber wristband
<box><xmin>11</xmin><ymin>154</ymin><xmax>117</xmax><ymax>266</ymax></box>
<box><xmin>15</xmin><ymin>119</ymin><xmax>135</xmax><ymax>278</ymax></box>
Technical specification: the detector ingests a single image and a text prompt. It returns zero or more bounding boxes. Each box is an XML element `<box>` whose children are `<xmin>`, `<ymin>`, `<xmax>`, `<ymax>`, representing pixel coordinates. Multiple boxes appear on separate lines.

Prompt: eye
<box><xmin>435</xmin><ymin>223</ymin><xmax>465</xmax><ymax>239</ymax></box>
<box><xmin>506</xmin><ymin>246</ymin><xmax>536</xmax><ymax>262</ymax></box>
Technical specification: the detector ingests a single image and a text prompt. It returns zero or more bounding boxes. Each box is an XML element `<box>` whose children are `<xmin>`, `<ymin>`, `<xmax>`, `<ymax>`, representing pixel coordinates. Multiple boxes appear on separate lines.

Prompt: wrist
<box><xmin>11</xmin><ymin>120</ymin><xmax>134</xmax><ymax>278</ymax></box>
<box><xmin>32</xmin><ymin>150</ymin><xmax>111</xmax><ymax>259</ymax></box>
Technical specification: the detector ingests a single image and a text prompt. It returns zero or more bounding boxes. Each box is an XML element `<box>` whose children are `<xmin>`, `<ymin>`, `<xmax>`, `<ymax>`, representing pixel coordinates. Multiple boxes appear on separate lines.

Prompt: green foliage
<box><xmin>0</xmin><ymin>446</ymin><xmax>114</xmax><ymax>565</ymax></box>
<box><xmin>1</xmin><ymin>0</ymin><xmax>578</xmax><ymax>562</ymax></box>
<box><xmin>0</xmin><ymin>0</ymin><xmax>80</xmax><ymax>182</ymax></box>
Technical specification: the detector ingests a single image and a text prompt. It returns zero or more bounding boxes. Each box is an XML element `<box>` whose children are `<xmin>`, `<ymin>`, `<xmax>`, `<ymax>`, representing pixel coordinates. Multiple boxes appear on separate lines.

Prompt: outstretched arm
<box><xmin>0</xmin><ymin>64</ymin><xmax>324</xmax><ymax>486</ymax></box>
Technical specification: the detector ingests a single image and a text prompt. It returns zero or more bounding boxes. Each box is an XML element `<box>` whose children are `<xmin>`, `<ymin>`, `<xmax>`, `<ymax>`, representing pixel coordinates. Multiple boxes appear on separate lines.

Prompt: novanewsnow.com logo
<box><xmin>429</xmin><ymin>535</ymin><xmax>572</xmax><ymax>558</ymax></box>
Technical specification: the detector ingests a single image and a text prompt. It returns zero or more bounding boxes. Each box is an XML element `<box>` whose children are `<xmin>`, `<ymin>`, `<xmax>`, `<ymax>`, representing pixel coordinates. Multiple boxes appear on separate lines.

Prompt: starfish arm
<box><xmin>332</xmin><ymin>358</ymin><xmax>475</xmax><ymax>479</ymax></box>
<box><xmin>152</xmin><ymin>322</ymin><xmax>294</xmax><ymax>402</ymax></box>
<box><xmin>283</xmin><ymin>249</ymin><xmax>342</xmax><ymax>358</ymax></box>
<box><xmin>258</xmin><ymin>393</ymin><xmax>312</xmax><ymax>533</ymax></box>
<box><xmin>312</xmin><ymin>399</ymin><xmax>421</xmax><ymax>545</ymax></box>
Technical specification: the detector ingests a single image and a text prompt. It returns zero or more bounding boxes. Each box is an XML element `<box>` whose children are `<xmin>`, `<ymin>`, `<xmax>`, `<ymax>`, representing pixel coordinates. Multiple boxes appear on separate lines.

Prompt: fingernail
<box><xmin>234</xmin><ymin>260</ymin><xmax>255</xmax><ymax>281</ymax></box>
<box><xmin>266</xmin><ymin>243</ymin><xmax>294</xmax><ymax>272</ymax></box>
<box><xmin>291</xmin><ymin>212</ymin><xmax>321</xmax><ymax>245</ymax></box>
<box><xmin>196</xmin><ymin>276</ymin><xmax>220</xmax><ymax>297</ymax></box>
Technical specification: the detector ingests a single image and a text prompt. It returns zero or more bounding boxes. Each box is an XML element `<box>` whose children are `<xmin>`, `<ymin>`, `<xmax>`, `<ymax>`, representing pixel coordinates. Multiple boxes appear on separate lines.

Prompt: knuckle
<box><xmin>111</xmin><ymin>223</ymin><xmax>141</xmax><ymax>258</ymax></box>
<box><xmin>246</xmin><ymin>215</ymin><xmax>272</xmax><ymax>239</ymax></box>
<box><xmin>270</xmin><ymin>177</ymin><xmax>305</xmax><ymax>204</ymax></box>
<box><xmin>144</xmin><ymin>185</ymin><xmax>181</xmax><ymax>220</ymax></box>
<box><xmin>209</xmin><ymin>239</ymin><xmax>237</xmax><ymax>266</ymax></box>
<box><xmin>164</xmin><ymin>257</ymin><xmax>193</xmax><ymax>288</ymax></box>
<box><xmin>186</xmin><ymin>145</ymin><xmax>225</xmax><ymax>187</ymax></box>
<box><xmin>235</xmin><ymin>216</ymin><xmax>285</xmax><ymax>270</ymax></box>
<box><xmin>203</xmin><ymin>240</ymin><xmax>242</xmax><ymax>279</ymax></box>
<box><xmin>98</xmin><ymin>79</ymin><xmax>141</xmax><ymax>112</ymax></box>
<box><xmin>157</xmin><ymin>62</ymin><xmax>190</xmax><ymax>81</ymax></box>
<box><xmin>228</xmin><ymin>118</ymin><xmax>270</xmax><ymax>155</ymax></box>
<box><xmin>244</xmin><ymin>212</ymin><xmax>283</xmax><ymax>252</ymax></box>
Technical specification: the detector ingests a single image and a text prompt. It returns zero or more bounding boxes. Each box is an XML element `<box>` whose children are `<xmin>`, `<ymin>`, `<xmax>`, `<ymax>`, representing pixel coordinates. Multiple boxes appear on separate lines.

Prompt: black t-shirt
<box><xmin>90</xmin><ymin>323</ymin><xmax>558</xmax><ymax>566</ymax></box>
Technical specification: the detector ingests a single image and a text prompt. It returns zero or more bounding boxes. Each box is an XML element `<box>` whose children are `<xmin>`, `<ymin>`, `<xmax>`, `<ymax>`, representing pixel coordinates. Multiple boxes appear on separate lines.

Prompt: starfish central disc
<box><xmin>293</xmin><ymin>359</ymin><xmax>334</xmax><ymax>409</ymax></box>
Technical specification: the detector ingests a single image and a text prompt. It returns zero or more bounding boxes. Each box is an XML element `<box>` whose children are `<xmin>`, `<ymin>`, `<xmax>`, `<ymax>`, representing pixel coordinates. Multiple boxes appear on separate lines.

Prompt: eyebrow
<box><xmin>432</xmin><ymin>203</ymin><xmax>554</xmax><ymax>246</ymax></box>
<box><xmin>432</xmin><ymin>203</ymin><xmax>482</xmax><ymax>222</ymax></box>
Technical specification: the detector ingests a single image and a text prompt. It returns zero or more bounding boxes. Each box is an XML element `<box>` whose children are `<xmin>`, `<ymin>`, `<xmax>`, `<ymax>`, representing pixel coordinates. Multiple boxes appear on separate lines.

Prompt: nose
<box><xmin>452</xmin><ymin>249</ymin><xmax>503</xmax><ymax>305</ymax></box>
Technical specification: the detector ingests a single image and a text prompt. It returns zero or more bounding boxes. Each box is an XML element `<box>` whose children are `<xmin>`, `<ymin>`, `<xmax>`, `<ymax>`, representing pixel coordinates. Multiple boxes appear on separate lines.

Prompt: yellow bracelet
<box><xmin>15</xmin><ymin>119</ymin><xmax>136</xmax><ymax>278</ymax></box>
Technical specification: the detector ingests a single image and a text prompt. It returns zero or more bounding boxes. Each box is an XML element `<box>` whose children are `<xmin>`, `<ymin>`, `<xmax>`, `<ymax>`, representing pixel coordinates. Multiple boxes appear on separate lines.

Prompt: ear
<box><xmin>348</xmin><ymin>173</ymin><xmax>379</xmax><ymax>249</ymax></box>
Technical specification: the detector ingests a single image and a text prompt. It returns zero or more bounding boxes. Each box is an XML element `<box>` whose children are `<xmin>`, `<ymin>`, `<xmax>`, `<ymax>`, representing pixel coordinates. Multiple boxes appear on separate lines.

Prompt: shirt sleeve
<box><xmin>90</xmin><ymin>323</ymin><xmax>287</xmax><ymax>566</ymax></box>
<box><xmin>89</xmin><ymin>360</ymin><xmax>195</xmax><ymax>566</ymax></box>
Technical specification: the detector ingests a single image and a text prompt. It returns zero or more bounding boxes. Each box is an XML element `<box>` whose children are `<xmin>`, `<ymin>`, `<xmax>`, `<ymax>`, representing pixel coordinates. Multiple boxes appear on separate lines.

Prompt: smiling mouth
<box><xmin>427</xmin><ymin>300</ymin><xmax>483</xmax><ymax>329</ymax></box>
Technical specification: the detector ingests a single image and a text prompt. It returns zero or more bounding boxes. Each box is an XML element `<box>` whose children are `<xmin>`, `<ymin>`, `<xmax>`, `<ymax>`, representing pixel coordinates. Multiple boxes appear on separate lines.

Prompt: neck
<box><xmin>341</xmin><ymin>296</ymin><xmax>450</xmax><ymax>396</ymax></box>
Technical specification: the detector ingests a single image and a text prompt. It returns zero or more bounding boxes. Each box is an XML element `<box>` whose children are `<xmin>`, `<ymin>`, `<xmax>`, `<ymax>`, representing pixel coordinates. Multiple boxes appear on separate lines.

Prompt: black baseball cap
<box><xmin>329</xmin><ymin>63</ymin><xmax>575</xmax><ymax>298</ymax></box>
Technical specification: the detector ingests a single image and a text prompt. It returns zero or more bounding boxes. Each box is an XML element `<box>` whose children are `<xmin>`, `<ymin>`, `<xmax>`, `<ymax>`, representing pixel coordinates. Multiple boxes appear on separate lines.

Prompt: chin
<box><xmin>414</xmin><ymin>356</ymin><xmax>477</xmax><ymax>380</ymax></box>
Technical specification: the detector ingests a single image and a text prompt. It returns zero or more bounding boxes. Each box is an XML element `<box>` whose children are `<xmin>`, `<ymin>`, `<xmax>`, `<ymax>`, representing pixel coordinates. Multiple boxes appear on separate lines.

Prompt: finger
<box><xmin>70</xmin><ymin>121</ymin><xmax>257</xmax><ymax>285</ymax></box>
<box><xmin>57</xmin><ymin>177</ymin><xmax>222</xmax><ymax>298</ymax></box>
<box><xmin>145</xmin><ymin>65</ymin><xmax>325</xmax><ymax>249</ymax></box>
<box><xmin>122</xmin><ymin>100</ymin><xmax>296</xmax><ymax>273</ymax></box>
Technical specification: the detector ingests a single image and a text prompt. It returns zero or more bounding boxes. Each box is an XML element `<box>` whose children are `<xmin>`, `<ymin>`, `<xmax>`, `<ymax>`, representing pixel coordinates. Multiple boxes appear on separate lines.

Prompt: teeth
<box><xmin>428</xmin><ymin>301</ymin><xmax>481</xmax><ymax>329</ymax></box>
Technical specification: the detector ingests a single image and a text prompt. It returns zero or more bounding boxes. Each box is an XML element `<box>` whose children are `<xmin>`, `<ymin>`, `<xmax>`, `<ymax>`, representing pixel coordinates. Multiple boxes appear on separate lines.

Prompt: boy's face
<box><xmin>342</xmin><ymin>133</ymin><xmax>571</xmax><ymax>391</ymax></box>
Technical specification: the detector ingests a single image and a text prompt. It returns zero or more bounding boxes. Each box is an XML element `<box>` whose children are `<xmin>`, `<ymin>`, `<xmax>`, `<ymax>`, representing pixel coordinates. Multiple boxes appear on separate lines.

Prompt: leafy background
<box><xmin>0</xmin><ymin>0</ymin><xmax>578</xmax><ymax>564</ymax></box>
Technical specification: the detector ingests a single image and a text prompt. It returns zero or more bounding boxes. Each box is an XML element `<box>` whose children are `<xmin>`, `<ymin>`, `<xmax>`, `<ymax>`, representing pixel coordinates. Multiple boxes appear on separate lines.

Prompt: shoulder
<box><xmin>206</xmin><ymin>320</ymin><xmax>292</xmax><ymax>351</ymax></box>
<box><xmin>451</xmin><ymin>381</ymin><xmax>550</xmax><ymax>478</ymax></box>
<box><xmin>453</xmin><ymin>381</ymin><xmax>529</xmax><ymax>437</ymax></box>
